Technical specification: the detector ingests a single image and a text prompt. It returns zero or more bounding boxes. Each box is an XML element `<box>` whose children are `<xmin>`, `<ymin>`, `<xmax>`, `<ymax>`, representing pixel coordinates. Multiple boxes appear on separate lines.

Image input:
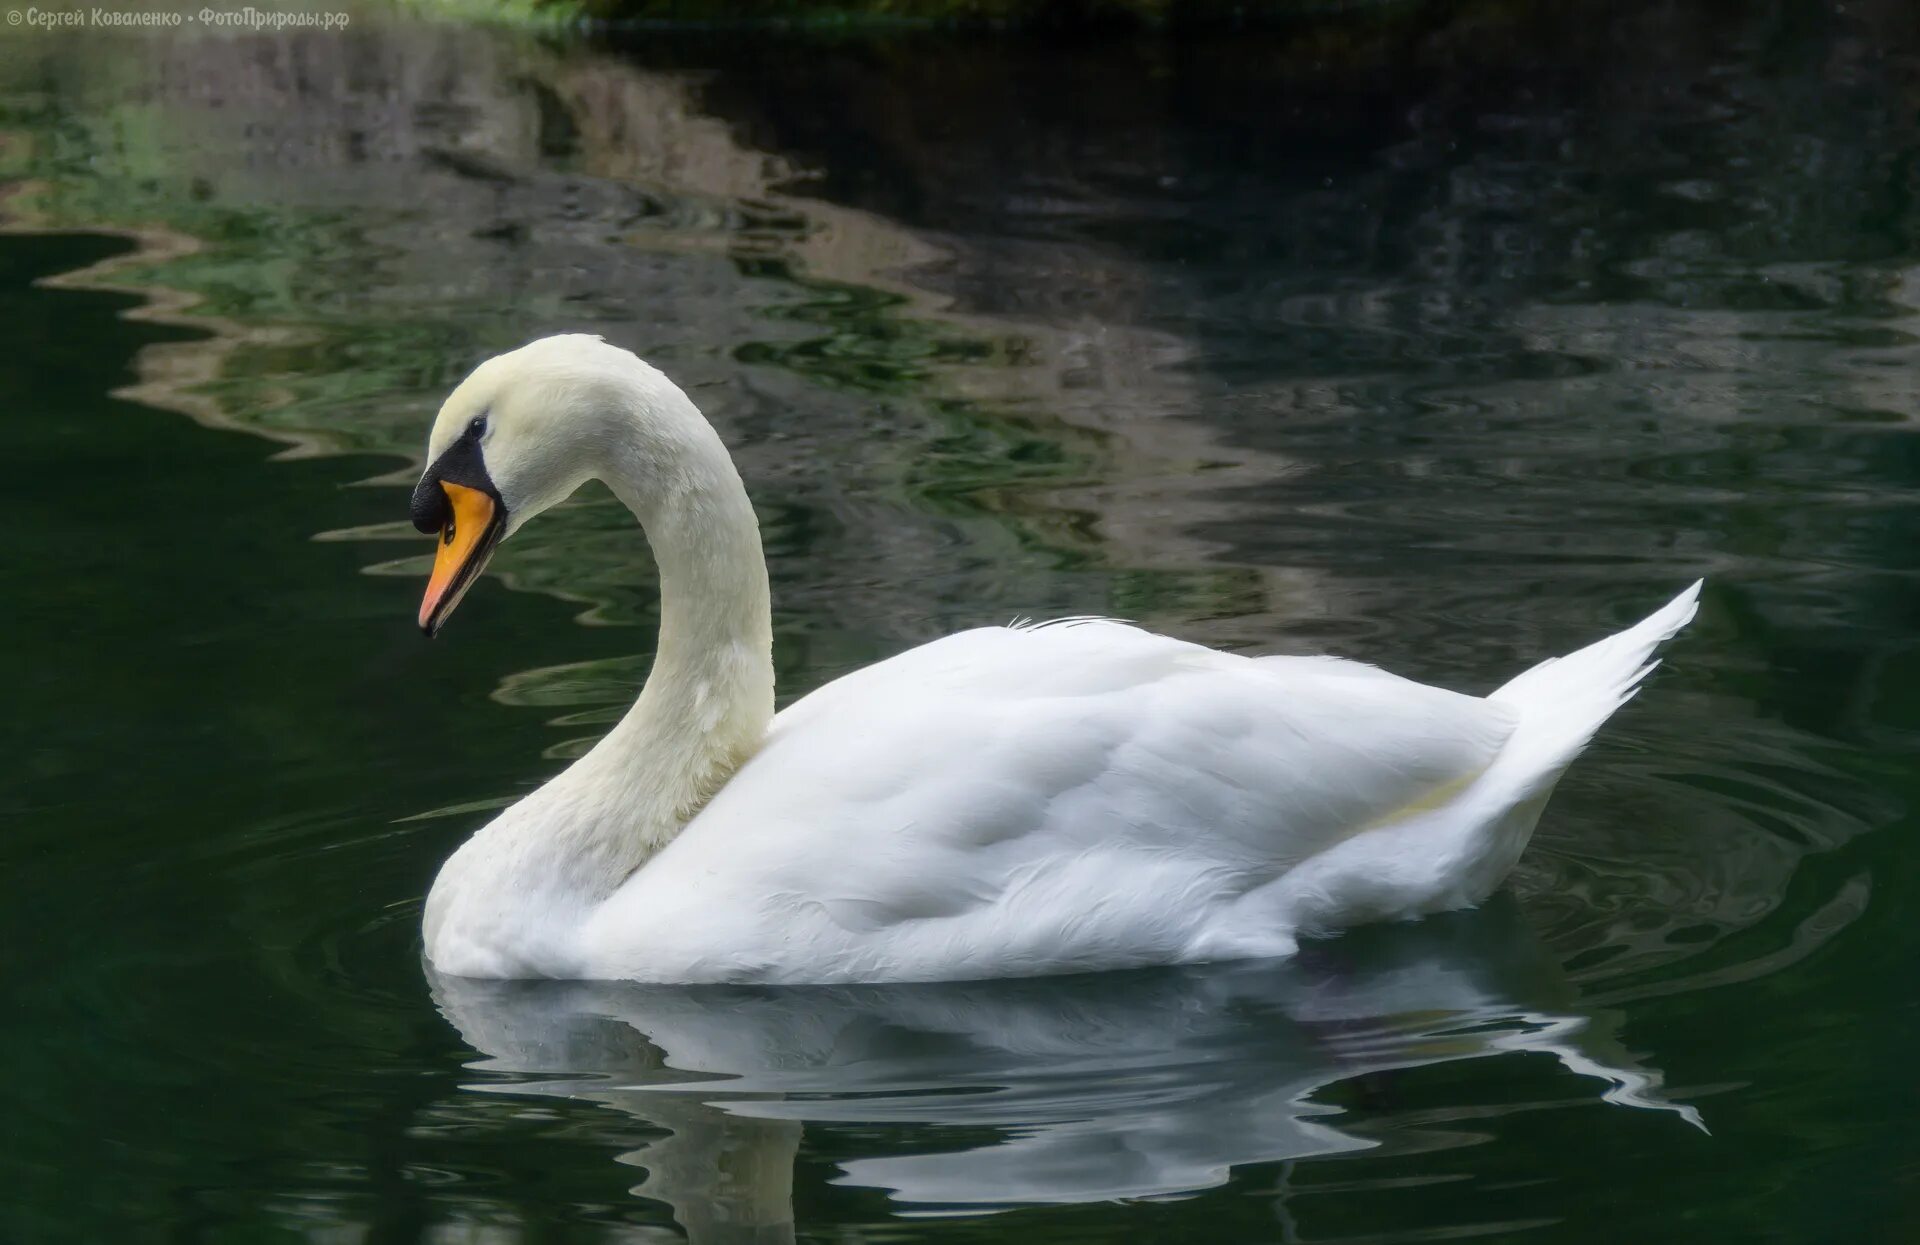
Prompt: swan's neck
<box><xmin>534</xmin><ymin>413</ymin><xmax>775</xmax><ymax>898</ymax></box>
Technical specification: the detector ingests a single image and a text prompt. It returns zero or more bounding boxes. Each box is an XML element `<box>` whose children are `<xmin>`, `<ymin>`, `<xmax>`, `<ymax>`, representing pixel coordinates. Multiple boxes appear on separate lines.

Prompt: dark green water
<box><xmin>2</xmin><ymin>2</ymin><xmax>1916</xmax><ymax>1241</ymax></box>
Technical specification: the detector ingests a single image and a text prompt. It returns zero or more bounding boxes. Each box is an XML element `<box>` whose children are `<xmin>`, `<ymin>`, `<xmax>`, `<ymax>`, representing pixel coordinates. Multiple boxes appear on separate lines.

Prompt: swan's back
<box><xmin>583</xmin><ymin>621</ymin><xmax>1519</xmax><ymax>983</ymax></box>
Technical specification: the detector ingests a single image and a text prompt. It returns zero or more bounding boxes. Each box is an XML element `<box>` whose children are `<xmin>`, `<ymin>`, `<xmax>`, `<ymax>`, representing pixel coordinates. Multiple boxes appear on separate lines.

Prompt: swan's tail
<box><xmin>1486</xmin><ymin>580</ymin><xmax>1703</xmax><ymax>805</ymax></box>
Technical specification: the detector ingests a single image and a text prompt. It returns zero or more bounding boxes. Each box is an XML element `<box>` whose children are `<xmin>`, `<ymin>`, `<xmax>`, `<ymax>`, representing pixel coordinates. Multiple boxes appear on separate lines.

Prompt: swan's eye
<box><xmin>468</xmin><ymin>415</ymin><xmax>488</xmax><ymax>438</ymax></box>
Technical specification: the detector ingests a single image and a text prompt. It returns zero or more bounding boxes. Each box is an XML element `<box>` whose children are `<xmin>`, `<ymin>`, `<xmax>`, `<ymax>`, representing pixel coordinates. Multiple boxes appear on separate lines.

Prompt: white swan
<box><xmin>409</xmin><ymin>334</ymin><xmax>1699</xmax><ymax>985</ymax></box>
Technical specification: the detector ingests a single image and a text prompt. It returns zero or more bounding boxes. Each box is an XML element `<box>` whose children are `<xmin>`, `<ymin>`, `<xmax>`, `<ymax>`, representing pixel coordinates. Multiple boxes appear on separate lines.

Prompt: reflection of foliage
<box><xmin>0</xmin><ymin>15</ymin><xmax>1260</xmax><ymax>677</ymax></box>
<box><xmin>735</xmin><ymin>261</ymin><xmax>996</xmax><ymax>390</ymax></box>
<box><xmin>907</xmin><ymin>401</ymin><xmax>1080</xmax><ymax>504</ymax></box>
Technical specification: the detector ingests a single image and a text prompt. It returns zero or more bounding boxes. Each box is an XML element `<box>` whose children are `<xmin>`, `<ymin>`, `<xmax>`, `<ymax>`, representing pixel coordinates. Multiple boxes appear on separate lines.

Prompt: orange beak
<box><xmin>418</xmin><ymin>481</ymin><xmax>504</xmax><ymax>636</ymax></box>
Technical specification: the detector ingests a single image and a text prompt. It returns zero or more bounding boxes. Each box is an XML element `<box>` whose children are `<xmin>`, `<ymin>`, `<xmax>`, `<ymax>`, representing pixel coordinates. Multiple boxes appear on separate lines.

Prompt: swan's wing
<box><xmin>589</xmin><ymin>622</ymin><xmax>1518</xmax><ymax>981</ymax></box>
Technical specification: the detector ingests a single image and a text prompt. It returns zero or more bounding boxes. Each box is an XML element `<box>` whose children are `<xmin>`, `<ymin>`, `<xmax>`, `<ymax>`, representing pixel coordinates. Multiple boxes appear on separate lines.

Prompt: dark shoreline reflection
<box><xmin>430</xmin><ymin>903</ymin><xmax>1699</xmax><ymax>1235</ymax></box>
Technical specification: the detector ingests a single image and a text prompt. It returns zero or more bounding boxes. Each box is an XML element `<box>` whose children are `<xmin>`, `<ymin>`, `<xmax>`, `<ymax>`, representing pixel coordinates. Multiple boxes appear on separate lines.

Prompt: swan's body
<box><xmin>410</xmin><ymin>335</ymin><xmax>1699</xmax><ymax>985</ymax></box>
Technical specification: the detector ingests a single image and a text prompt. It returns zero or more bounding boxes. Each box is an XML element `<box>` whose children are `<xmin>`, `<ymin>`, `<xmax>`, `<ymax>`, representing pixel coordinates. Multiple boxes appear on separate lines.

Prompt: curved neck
<box><xmin>542</xmin><ymin>403</ymin><xmax>775</xmax><ymax>894</ymax></box>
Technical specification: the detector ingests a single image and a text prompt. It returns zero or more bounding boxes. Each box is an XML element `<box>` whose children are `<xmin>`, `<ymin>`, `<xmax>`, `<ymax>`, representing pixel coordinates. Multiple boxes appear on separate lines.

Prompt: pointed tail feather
<box><xmin>1485</xmin><ymin>580</ymin><xmax>1702</xmax><ymax>804</ymax></box>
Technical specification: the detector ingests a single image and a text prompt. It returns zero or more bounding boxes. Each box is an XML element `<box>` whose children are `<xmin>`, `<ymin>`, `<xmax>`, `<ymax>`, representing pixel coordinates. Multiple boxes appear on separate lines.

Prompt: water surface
<box><xmin>1</xmin><ymin>3</ymin><xmax>1916</xmax><ymax>1241</ymax></box>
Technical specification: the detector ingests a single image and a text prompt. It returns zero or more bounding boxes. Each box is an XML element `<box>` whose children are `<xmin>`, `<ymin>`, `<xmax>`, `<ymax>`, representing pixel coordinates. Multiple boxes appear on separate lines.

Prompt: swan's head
<box><xmin>411</xmin><ymin>334</ymin><xmax>666</xmax><ymax>636</ymax></box>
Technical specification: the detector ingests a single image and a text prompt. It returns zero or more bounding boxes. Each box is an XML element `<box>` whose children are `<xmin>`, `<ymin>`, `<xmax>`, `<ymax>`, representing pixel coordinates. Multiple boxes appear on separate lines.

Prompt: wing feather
<box><xmin>591</xmin><ymin>622</ymin><xmax>1517</xmax><ymax>982</ymax></box>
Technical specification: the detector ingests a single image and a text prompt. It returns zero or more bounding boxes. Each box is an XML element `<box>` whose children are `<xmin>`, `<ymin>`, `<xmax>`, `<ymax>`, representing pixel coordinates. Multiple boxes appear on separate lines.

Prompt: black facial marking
<box><xmin>410</xmin><ymin>417</ymin><xmax>499</xmax><ymax>534</ymax></box>
<box><xmin>410</xmin><ymin>478</ymin><xmax>451</xmax><ymax>535</ymax></box>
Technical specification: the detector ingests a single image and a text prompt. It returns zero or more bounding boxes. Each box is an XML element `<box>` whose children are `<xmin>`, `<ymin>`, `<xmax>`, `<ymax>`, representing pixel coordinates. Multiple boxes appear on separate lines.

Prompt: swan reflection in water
<box><xmin>429</xmin><ymin>902</ymin><xmax>1700</xmax><ymax>1241</ymax></box>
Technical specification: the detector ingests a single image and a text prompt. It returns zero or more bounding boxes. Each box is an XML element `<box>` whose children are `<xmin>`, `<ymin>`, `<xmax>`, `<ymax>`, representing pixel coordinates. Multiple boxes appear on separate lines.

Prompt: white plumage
<box><xmin>412</xmin><ymin>335</ymin><xmax>1700</xmax><ymax>985</ymax></box>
